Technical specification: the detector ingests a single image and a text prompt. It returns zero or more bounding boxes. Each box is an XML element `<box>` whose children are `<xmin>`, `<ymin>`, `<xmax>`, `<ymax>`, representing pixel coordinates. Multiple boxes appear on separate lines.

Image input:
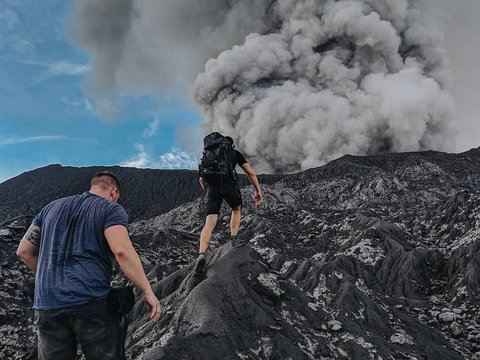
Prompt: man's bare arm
<box><xmin>105</xmin><ymin>225</ymin><xmax>161</xmax><ymax>322</ymax></box>
<box><xmin>199</xmin><ymin>176</ymin><xmax>206</xmax><ymax>190</ymax></box>
<box><xmin>17</xmin><ymin>224</ymin><xmax>40</xmax><ymax>272</ymax></box>
<box><xmin>240</xmin><ymin>163</ymin><xmax>263</xmax><ymax>205</ymax></box>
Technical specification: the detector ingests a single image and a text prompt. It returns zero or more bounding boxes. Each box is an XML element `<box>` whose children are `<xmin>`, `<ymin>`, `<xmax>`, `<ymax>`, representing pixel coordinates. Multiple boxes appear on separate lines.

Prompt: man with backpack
<box><xmin>195</xmin><ymin>132</ymin><xmax>263</xmax><ymax>273</ymax></box>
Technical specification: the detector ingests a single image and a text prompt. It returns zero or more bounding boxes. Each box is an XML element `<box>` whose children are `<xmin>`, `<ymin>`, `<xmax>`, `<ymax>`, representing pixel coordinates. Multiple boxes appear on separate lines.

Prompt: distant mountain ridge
<box><xmin>0</xmin><ymin>164</ymin><xmax>201</xmax><ymax>224</ymax></box>
<box><xmin>0</xmin><ymin>164</ymin><xmax>283</xmax><ymax>225</ymax></box>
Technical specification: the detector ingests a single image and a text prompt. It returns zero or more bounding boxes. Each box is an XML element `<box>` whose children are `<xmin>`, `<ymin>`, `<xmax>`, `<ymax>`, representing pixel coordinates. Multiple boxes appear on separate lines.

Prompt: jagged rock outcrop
<box><xmin>1</xmin><ymin>147</ymin><xmax>480</xmax><ymax>359</ymax></box>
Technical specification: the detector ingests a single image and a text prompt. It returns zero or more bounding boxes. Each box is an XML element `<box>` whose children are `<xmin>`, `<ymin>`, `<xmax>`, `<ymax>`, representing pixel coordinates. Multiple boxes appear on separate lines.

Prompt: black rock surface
<box><xmin>0</xmin><ymin>165</ymin><xmax>203</xmax><ymax>224</ymax></box>
<box><xmin>1</xmin><ymin>147</ymin><xmax>480</xmax><ymax>359</ymax></box>
<box><xmin>0</xmin><ymin>164</ymin><xmax>282</xmax><ymax>225</ymax></box>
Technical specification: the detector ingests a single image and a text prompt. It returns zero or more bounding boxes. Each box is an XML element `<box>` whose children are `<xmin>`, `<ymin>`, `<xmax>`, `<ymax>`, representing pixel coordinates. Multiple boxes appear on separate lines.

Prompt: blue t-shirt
<box><xmin>32</xmin><ymin>191</ymin><xmax>129</xmax><ymax>310</ymax></box>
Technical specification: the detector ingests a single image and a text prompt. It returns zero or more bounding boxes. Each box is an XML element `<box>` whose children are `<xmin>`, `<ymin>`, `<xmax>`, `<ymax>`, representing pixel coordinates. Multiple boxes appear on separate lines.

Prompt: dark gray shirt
<box><xmin>32</xmin><ymin>192</ymin><xmax>128</xmax><ymax>310</ymax></box>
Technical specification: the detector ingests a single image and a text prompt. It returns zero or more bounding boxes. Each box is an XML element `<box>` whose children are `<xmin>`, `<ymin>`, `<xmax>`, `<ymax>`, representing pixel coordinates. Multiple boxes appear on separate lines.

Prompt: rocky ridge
<box><xmin>1</xmin><ymin>148</ymin><xmax>480</xmax><ymax>359</ymax></box>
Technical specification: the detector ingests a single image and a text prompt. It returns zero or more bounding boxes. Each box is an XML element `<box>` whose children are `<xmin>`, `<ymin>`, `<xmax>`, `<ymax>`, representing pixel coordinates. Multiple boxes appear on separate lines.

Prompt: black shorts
<box><xmin>206</xmin><ymin>181</ymin><xmax>242</xmax><ymax>215</ymax></box>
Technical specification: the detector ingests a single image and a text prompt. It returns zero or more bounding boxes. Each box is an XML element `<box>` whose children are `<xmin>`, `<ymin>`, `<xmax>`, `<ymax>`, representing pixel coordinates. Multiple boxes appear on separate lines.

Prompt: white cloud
<box><xmin>4</xmin><ymin>59</ymin><xmax>88</xmax><ymax>75</ymax></box>
<box><xmin>32</xmin><ymin>60</ymin><xmax>90</xmax><ymax>84</ymax></box>
<box><xmin>0</xmin><ymin>135</ymin><xmax>86</xmax><ymax>146</ymax></box>
<box><xmin>121</xmin><ymin>121</ymin><xmax>201</xmax><ymax>170</ymax></box>
<box><xmin>157</xmin><ymin>148</ymin><xmax>198</xmax><ymax>169</ymax></box>
<box><xmin>120</xmin><ymin>145</ymin><xmax>198</xmax><ymax>170</ymax></box>
<box><xmin>142</xmin><ymin>118</ymin><xmax>161</xmax><ymax>138</ymax></box>
<box><xmin>60</xmin><ymin>96</ymin><xmax>94</xmax><ymax>113</ymax></box>
<box><xmin>120</xmin><ymin>144</ymin><xmax>150</xmax><ymax>168</ymax></box>
<box><xmin>48</xmin><ymin>61</ymin><xmax>89</xmax><ymax>76</ymax></box>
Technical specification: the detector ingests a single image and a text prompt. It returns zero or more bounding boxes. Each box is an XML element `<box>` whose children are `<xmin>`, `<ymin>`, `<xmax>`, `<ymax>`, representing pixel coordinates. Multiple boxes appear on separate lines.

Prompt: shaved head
<box><xmin>90</xmin><ymin>171</ymin><xmax>121</xmax><ymax>194</ymax></box>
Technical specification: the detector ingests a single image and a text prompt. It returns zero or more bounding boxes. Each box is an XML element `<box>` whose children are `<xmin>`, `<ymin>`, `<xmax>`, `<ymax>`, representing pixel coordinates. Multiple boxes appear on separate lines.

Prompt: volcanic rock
<box><xmin>1</xmin><ymin>147</ymin><xmax>480</xmax><ymax>359</ymax></box>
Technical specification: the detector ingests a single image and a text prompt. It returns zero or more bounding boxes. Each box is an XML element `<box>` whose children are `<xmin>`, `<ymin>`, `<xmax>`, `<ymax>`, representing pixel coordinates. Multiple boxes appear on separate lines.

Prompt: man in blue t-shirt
<box><xmin>17</xmin><ymin>171</ymin><xmax>161</xmax><ymax>359</ymax></box>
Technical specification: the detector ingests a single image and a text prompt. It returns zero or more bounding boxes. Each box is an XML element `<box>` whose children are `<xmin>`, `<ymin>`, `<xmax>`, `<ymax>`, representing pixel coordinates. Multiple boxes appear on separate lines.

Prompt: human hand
<box><xmin>143</xmin><ymin>290</ymin><xmax>162</xmax><ymax>322</ymax></box>
<box><xmin>254</xmin><ymin>191</ymin><xmax>263</xmax><ymax>206</ymax></box>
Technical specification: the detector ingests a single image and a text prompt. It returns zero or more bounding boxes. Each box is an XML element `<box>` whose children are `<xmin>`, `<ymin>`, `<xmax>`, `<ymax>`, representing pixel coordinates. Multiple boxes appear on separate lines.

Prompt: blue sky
<box><xmin>0</xmin><ymin>0</ymin><xmax>202</xmax><ymax>183</ymax></box>
<box><xmin>1</xmin><ymin>1</ymin><xmax>479</xmax><ymax>183</ymax></box>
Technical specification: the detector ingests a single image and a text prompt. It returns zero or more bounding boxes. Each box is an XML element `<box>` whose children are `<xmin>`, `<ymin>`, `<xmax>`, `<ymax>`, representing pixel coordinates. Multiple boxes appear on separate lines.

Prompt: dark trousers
<box><xmin>34</xmin><ymin>297</ymin><xmax>125</xmax><ymax>360</ymax></box>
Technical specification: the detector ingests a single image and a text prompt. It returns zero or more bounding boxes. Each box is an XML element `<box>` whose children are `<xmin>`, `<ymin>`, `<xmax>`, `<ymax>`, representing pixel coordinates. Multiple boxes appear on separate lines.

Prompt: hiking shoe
<box><xmin>194</xmin><ymin>253</ymin><xmax>206</xmax><ymax>273</ymax></box>
<box><xmin>231</xmin><ymin>237</ymin><xmax>245</xmax><ymax>248</ymax></box>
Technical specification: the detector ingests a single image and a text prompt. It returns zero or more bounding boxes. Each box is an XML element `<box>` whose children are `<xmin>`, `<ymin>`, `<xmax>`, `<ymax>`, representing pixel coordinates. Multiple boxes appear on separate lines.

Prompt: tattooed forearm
<box><xmin>25</xmin><ymin>224</ymin><xmax>41</xmax><ymax>247</ymax></box>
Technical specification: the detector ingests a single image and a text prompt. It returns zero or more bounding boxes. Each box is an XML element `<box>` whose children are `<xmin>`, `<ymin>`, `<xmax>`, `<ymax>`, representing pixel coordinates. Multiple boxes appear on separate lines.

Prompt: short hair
<box><xmin>90</xmin><ymin>171</ymin><xmax>121</xmax><ymax>193</ymax></box>
<box><xmin>225</xmin><ymin>136</ymin><xmax>234</xmax><ymax>145</ymax></box>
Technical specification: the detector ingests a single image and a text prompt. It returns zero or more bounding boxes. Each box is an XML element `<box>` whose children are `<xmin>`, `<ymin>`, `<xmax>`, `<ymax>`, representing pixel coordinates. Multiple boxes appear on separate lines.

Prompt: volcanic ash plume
<box><xmin>192</xmin><ymin>0</ymin><xmax>456</xmax><ymax>173</ymax></box>
<box><xmin>72</xmin><ymin>0</ymin><xmax>275</xmax><ymax>119</ymax></box>
<box><xmin>73</xmin><ymin>0</ymin><xmax>456</xmax><ymax>173</ymax></box>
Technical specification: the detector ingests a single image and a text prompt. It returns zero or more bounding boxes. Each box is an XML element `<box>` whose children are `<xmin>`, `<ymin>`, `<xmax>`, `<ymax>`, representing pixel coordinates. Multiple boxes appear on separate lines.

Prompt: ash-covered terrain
<box><xmin>1</xmin><ymin>148</ymin><xmax>480</xmax><ymax>359</ymax></box>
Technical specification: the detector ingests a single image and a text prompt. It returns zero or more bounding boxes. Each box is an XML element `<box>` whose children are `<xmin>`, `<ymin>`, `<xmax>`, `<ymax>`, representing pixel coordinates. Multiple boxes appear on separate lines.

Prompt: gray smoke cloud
<box><xmin>192</xmin><ymin>0</ymin><xmax>456</xmax><ymax>173</ymax></box>
<box><xmin>421</xmin><ymin>0</ymin><xmax>480</xmax><ymax>153</ymax></box>
<box><xmin>72</xmin><ymin>0</ymin><xmax>276</xmax><ymax>118</ymax></box>
<box><xmin>73</xmin><ymin>0</ymin><xmax>459</xmax><ymax>173</ymax></box>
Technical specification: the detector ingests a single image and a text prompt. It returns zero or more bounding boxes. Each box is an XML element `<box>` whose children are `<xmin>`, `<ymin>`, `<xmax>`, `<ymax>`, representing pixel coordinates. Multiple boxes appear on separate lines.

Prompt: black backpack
<box><xmin>199</xmin><ymin>132</ymin><xmax>236</xmax><ymax>181</ymax></box>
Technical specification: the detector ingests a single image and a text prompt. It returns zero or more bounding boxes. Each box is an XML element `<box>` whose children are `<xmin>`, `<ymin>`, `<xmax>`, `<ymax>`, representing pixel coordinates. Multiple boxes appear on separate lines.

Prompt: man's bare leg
<box><xmin>195</xmin><ymin>214</ymin><xmax>218</xmax><ymax>273</ymax></box>
<box><xmin>199</xmin><ymin>214</ymin><xmax>218</xmax><ymax>254</ymax></box>
<box><xmin>230</xmin><ymin>207</ymin><xmax>241</xmax><ymax>237</ymax></box>
<box><xmin>230</xmin><ymin>207</ymin><xmax>245</xmax><ymax>247</ymax></box>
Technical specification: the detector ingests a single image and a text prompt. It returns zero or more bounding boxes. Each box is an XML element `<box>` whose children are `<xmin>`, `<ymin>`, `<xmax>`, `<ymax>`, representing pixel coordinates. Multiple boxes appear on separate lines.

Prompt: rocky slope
<box><xmin>1</xmin><ymin>148</ymin><xmax>480</xmax><ymax>359</ymax></box>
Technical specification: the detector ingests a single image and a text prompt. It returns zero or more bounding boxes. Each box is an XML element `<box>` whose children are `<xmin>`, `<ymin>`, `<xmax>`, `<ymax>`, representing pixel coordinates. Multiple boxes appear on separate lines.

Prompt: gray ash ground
<box><xmin>1</xmin><ymin>148</ymin><xmax>480</xmax><ymax>359</ymax></box>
